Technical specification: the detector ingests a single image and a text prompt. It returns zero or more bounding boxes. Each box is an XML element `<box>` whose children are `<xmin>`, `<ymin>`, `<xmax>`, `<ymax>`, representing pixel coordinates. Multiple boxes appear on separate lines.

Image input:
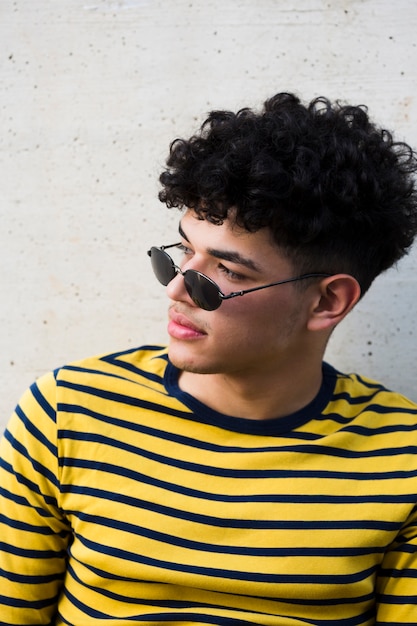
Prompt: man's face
<box><xmin>165</xmin><ymin>210</ymin><xmax>315</xmax><ymax>378</ymax></box>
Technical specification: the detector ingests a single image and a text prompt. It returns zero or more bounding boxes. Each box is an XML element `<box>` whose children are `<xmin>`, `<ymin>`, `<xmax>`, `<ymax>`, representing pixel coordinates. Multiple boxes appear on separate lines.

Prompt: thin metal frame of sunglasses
<box><xmin>148</xmin><ymin>244</ymin><xmax>331</xmax><ymax>311</ymax></box>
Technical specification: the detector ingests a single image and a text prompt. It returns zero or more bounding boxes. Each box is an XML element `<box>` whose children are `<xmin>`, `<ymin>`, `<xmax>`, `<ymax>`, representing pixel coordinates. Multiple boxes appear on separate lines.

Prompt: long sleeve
<box><xmin>376</xmin><ymin>505</ymin><xmax>417</xmax><ymax>624</ymax></box>
<box><xmin>0</xmin><ymin>371</ymin><xmax>71</xmax><ymax>625</ymax></box>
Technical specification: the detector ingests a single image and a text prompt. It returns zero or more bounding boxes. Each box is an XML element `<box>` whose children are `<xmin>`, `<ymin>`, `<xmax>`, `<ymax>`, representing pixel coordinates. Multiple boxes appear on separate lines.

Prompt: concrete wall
<box><xmin>1</xmin><ymin>0</ymin><xmax>417</xmax><ymax>427</ymax></box>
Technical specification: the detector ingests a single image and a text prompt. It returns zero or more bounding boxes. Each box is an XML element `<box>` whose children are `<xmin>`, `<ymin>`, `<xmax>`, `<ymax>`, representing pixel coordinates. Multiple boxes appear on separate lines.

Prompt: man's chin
<box><xmin>167</xmin><ymin>345</ymin><xmax>215</xmax><ymax>375</ymax></box>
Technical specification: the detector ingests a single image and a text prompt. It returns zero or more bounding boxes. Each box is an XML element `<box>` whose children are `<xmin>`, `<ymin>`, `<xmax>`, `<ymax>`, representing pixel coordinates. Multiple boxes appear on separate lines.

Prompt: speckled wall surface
<box><xmin>1</xmin><ymin>0</ymin><xmax>416</xmax><ymax>425</ymax></box>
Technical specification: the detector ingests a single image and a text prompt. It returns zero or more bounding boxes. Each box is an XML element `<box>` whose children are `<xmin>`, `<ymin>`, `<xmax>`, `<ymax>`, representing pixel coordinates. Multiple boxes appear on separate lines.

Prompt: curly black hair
<box><xmin>159</xmin><ymin>93</ymin><xmax>417</xmax><ymax>294</ymax></box>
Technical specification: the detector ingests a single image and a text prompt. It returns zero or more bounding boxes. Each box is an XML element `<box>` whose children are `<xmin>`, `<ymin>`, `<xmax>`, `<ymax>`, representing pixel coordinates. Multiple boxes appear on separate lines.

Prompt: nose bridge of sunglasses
<box><xmin>149</xmin><ymin>246</ymin><xmax>222</xmax><ymax>310</ymax></box>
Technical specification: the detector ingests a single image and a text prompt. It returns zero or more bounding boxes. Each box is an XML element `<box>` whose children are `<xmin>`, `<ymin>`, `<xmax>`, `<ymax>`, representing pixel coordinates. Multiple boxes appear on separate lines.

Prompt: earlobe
<box><xmin>307</xmin><ymin>275</ymin><xmax>361</xmax><ymax>332</ymax></box>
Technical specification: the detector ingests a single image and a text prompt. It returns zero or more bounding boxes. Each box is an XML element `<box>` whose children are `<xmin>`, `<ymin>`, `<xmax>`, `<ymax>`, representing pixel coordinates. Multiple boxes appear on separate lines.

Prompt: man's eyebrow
<box><xmin>178</xmin><ymin>221</ymin><xmax>261</xmax><ymax>272</ymax></box>
<box><xmin>178</xmin><ymin>222</ymin><xmax>189</xmax><ymax>242</ymax></box>
<box><xmin>208</xmin><ymin>248</ymin><xmax>261</xmax><ymax>272</ymax></box>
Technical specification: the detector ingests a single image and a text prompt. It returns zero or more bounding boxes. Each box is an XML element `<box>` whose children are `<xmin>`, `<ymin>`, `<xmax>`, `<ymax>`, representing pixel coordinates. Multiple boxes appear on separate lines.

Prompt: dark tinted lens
<box><xmin>150</xmin><ymin>247</ymin><xmax>177</xmax><ymax>285</ymax></box>
<box><xmin>184</xmin><ymin>271</ymin><xmax>221</xmax><ymax>311</ymax></box>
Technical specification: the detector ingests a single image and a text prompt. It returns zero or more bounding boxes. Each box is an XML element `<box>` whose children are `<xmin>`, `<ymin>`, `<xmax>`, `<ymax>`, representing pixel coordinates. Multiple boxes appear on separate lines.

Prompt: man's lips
<box><xmin>168</xmin><ymin>310</ymin><xmax>207</xmax><ymax>339</ymax></box>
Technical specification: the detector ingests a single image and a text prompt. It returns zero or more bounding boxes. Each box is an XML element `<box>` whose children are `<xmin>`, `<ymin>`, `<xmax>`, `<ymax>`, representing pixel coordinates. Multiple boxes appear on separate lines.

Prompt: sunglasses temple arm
<box><xmin>161</xmin><ymin>243</ymin><xmax>182</xmax><ymax>251</ymax></box>
<box><xmin>220</xmin><ymin>273</ymin><xmax>331</xmax><ymax>300</ymax></box>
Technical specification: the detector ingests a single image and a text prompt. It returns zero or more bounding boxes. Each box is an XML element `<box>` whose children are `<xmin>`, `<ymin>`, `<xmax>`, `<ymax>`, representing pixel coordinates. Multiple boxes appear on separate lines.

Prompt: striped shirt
<box><xmin>1</xmin><ymin>345</ymin><xmax>417</xmax><ymax>625</ymax></box>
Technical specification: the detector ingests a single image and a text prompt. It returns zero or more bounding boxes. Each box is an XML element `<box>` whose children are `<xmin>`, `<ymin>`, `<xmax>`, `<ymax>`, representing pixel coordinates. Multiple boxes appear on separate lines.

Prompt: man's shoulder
<box><xmin>28</xmin><ymin>346</ymin><xmax>169</xmax><ymax>398</ymax></box>
<box><xmin>328</xmin><ymin>364</ymin><xmax>417</xmax><ymax>416</ymax></box>
<box><xmin>57</xmin><ymin>345</ymin><xmax>169</xmax><ymax>382</ymax></box>
<box><xmin>11</xmin><ymin>346</ymin><xmax>172</xmax><ymax>430</ymax></box>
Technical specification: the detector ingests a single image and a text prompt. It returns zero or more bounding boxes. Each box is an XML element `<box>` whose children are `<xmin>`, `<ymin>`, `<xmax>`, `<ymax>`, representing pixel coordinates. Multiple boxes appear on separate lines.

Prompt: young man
<box><xmin>1</xmin><ymin>93</ymin><xmax>417</xmax><ymax>625</ymax></box>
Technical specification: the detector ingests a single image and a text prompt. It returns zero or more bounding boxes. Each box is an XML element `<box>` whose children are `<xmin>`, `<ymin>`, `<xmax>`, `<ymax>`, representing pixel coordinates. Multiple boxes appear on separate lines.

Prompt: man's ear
<box><xmin>307</xmin><ymin>274</ymin><xmax>361</xmax><ymax>332</ymax></box>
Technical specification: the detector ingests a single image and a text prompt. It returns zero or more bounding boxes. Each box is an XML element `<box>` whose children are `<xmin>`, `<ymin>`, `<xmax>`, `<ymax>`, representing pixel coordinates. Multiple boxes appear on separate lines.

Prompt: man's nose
<box><xmin>166</xmin><ymin>270</ymin><xmax>194</xmax><ymax>305</ymax></box>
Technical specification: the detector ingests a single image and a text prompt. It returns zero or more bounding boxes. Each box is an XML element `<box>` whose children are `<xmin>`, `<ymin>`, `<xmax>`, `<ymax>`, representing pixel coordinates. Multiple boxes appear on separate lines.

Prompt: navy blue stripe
<box><xmin>54</xmin><ymin>448</ymin><xmax>417</xmax><ymax>505</ymax></box>
<box><xmin>30</xmin><ymin>380</ymin><xmax>56</xmax><ymax>422</ymax></box>
<box><xmin>60</xmin><ymin>587</ymin><xmax>119</xmax><ymax>619</ymax></box>
<box><xmin>59</xmin><ymin>347</ymin><xmax>167</xmax><ymax>386</ymax></box>
<box><xmin>0</xmin><ymin>483</ymin><xmax>33</xmax><ymax>507</ymax></box>
<box><xmin>330</xmin><ymin>373</ymin><xmax>385</xmax><ymax>402</ymax></box>
<box><xmin>15</xmin><ymin>404</ymin><xmax>57</xmax><ymax>456</ymax></box>
<box><xmin>62</xmin><ymin>348</ymin><xmax>167</xmax><ymax>386</ymax></box>
<box><xmin>58</xmin><ymin>403</ymin><xmax>417</xmax><ymax>458</ymax></box>
<box><xmin>71</xmin><ymin>558</ymin><xmax>377</xmax><ymax>610</ymax></box>
<box><xmin>360</xmin><ymin>402</ymin><xmax>417</xmax><ymax>415</ymax></box>
<box><xmin>74</xmin><ymin>533</ymin><xmax>379</xmax><ymax>584</ymax></box>
<box><xmin>378</xmin><ymin>567</ymin><xmax>417</xmax><ymax>578</ymax></box>
<box><xmin>68</xmin><ymin>558</ymin><xmax>375</xmax><ymax>607</ymax></box>
<box><xmin>66</xmin><ymin>560</ymin><xmax>286</xmax><ymax>615</ymax></box>
<box><xmin>0</xmin><ymin>513</ymin><xmax>66</xmax><ymax>537</ymax></box>
<box><xmin>377</xmin><ymin>592</ymin><xmax>417</xmax><ymax>603</ymax></box>
<box><xmin>327</xmin><ymin>402</ymin><xmax>417</xmax><ymax>415</ymax></box>
<box><xmin>0</xmin><ymin>540</ymin><xmax>67</xmax><ymax>559</ymax></box>
<box><xmin>315</xmin><ymin>413</ymin><xmax>355</xmax><ymax>425</ymax></box>
<box><xmin>277</xmin><ymin>430</ymin><xmax>323</xmax><ymax>440</ymax></box>
<box><xmin>116</xmin><ymin>611</ymin><xmax>377</xmax><ymax>626</ymax></box>
<box><xmin>56</xmin><ymin>403</ymin><xmax>264</xmax><ymax>452</ymax></box>
<box><xmin>275</xmin><ymin>443</ymin><xmax>417</xmax><ymax>458</ymax></box>
<box><xmin>60</xmin><ymin>483</ymin><xmax>402</xmax><ymax>531</ymax></box>
<box><xmin>67</xmin><ymin>510</ymin><xmax>387</xmax><ymax>557</ymax></box>
<box><xmin>59</xmin><ymin>431</ymin><xmax>417</xmax><ymax>481</ymax></box>
<box><xmin>57</xmin><ymin>380</ymin><xmax>192</xmax><ymax>420</ymax></box>
<box><xmin>343</xmin><ymin>423</ymin><xmax>417</xmax><ymax>436</ymax></box>
<box><xmin>61</xmin><ymin>585</ymin><xmax>261</xmax><ymax>624</ymax></box>
<box><xmin>353</xmin><ymin>373</ymin><xmax>386</xmax><ymax>389</ymax></box>
<box><xmin>102</xmin><ymin>345</ymin><xmax>165</xmax><ymax>360</ymax></box>
<box><xmin>0</xmin><ymin>457</ymin><xmax>59</xmax><ymax>510</ymax></box>
<box><xmin>101</xmin><ymin>349</ymin><xmax>168</xmax><ymax>382</ymax></box>
<box><xmin>394</xmin><ymin>538</ymin><xmax>417</xmax><ymax>553</ymax></box>
<box><xmin>0</xmin><ymin>593</ymin><xmax>59</xmax><ymax>611</ymax></box>
<box><xmin>3</xmin><ymin>430</ymin><xmax>59</xmax><ymax>488</ymax></box>
<box><xmin>324</xmin><ymin>391</ymin><xmax>380</xmax><ymax>405</ymax></box>
<box><xmin>1</xmin><ymin>566</ymin><xmax>64</xmax><ymax>585</ymax></box>
<box><xmin>57</xmin><ymin>402</ymin><xmax>326</xmax><ymax>453</ymax></box>
<box><xmin>61</xmin><ymin>364</ymin><xmax>146</xmax><ymax>386</ymax></box>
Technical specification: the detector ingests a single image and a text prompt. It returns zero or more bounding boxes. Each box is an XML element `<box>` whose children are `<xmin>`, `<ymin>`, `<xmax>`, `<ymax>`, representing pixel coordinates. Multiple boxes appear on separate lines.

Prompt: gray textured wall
<box><xmin>1</xmin><ymin>0</ymin><xmax>416</xmax><ymax>426</ymax></box>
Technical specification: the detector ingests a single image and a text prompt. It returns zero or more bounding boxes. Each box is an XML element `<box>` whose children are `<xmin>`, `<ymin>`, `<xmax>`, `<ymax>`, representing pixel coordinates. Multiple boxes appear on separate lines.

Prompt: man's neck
<box><xmin>177</xmin><ymin>359</ymin><xmax>324</xmax><ymax>421</ymax></box>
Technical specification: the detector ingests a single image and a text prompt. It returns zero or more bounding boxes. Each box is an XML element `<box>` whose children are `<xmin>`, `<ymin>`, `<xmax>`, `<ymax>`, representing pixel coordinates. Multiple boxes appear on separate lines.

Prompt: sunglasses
<box><xmin>148</xmin><ymin>243</ymin><xmax>331</xmax><ymax>311</ymax></box>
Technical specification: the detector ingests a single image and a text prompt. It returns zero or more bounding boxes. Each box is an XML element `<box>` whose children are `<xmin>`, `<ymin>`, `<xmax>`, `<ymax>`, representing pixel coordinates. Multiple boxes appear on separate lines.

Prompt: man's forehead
<box><xmin>178</xmin><ymin>210</ymin><xmax>277</xmax><ymax>245</ymax></box>
<box><xmin>177</xmin><ymin>216</ymin><xmax>275</xmax><ymax>273</ymax></box>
